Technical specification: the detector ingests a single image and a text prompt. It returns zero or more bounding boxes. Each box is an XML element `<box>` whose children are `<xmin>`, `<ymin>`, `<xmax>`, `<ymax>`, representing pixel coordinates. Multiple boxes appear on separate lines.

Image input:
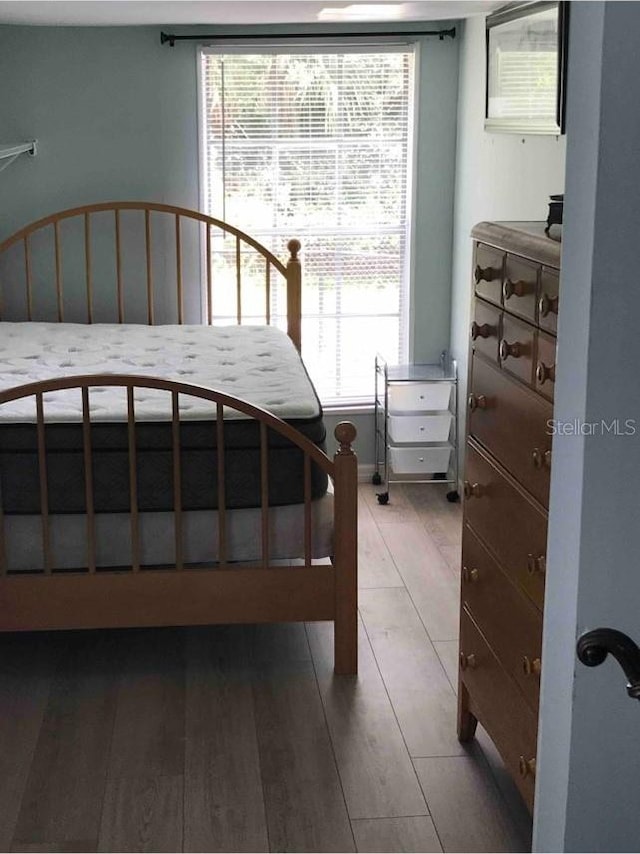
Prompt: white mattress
<box><xmin>0</xmin><ymin>322</ymin><xmax>320</xmax><ymax>422</ymax></box>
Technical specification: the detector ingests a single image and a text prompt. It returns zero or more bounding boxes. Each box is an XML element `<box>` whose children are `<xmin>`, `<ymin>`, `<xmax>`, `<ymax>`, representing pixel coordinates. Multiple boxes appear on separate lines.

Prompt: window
<box><xmin>199</xmin><ymin>46</ymin><xmax>415</xmax><ymax>404</ymax></box>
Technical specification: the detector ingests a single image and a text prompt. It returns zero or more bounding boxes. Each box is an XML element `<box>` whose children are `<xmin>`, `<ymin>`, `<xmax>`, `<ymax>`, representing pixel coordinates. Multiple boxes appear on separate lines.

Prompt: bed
<box><xmin>0</xmin><ymin>202</ymin><xmax>358</xmax><ymax>674</ymax></box>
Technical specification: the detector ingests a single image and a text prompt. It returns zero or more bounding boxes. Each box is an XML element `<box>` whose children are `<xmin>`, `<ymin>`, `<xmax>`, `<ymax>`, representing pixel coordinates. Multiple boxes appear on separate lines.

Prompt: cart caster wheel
<box><xmin>377</xmin><ymin>492</ymin><xmax>389</xmax><ymax>505</ymax></box>
<box><xmin>372</xmin><ymin>472</ymin><xmax>382</xmax><ymax>486</ymax></box>
<box><xmin>446</xmin><ymin>490</ymin><xmax>460</xmax><ymax>503</ymax></box>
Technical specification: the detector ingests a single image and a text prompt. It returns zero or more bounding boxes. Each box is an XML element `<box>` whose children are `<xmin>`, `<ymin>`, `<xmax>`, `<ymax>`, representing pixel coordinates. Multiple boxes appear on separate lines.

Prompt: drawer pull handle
<box><xmin>468</xmin><ymin>393</ymin><xmax>487</xmax><ymax>412</ymax></box>
<box><xmin>522</xmin><ymin>656</ymin><xmax>542</xmax><ymax>677</ymax></box>
<box><xmin>527</xmin><ymin>553</ymin><xmax>546</xmax><ymax>575</ymax></box>
<box><xmin>539</xmin><ymin>293</ymin><xmax>559</xmax><ymax>317</ymax></box>
<box><xmin>519</xmin><ymin>756</ymin><xmax>537</xmax><ymax>779</ymax></box>
<box><xmin>474</xmin><ymin>264</ymin><xmax>497</xmax><ymax>284</ymax></box>
<box><xmin>459</xmin><ymin>652</ymin><xmax>477</xmax><ymax>671</ymax></box>
<box><xmin>503</xmin><ymin>279</ymin><xmax>530</xmax><ymax>300</ymax></box>
<box><xmin>463</xmin><ymin>481</ymin><xmax>483</xmax><ymax>499</ymax></box>
<box><xmin>462</xmin><ymin>566</ymin><xmax>479</xmax><ymax>583</ymax></box>
<box><xmin>536</xmin><ymin>361</ymin><xmax>556</xmax><ymax>384</ymax></box>
<box><xmin>532</xmin><ymin>448</ymin><xmax>552</xmax><ymax>469</ymax></box>
<box><xmin>499</xmin><ymin>338</ymin><xmax>522</xmax><ymax>360</ymax></box>
<box><xmin>471</xmin><ymin>321</ymin><xmax>495</xmax><ymax>341</ymax></box>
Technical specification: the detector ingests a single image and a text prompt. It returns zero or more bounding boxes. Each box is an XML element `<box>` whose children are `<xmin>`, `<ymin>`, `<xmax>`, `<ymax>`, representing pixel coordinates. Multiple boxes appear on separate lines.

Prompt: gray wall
<box><xmin>535</xmin><ymin>3</ymin><xmax>640</xmax><ymax>849</ymax></box>
<box><xmin>0</xmin><ymin>22</ymin><xmax>460</xmax><ymax>466</ymax></box>
<box><xmin>411</xmin><ymin>35</ymin><xmax>459</xmax><ymax>364</ymax></box>
<box><xmin>0</xmin><ymin>26</ymin><xmax>200</xmax><ymax>230</ymax></box>
<box><xmin>449</xmin><ymin>15</ymin><xmax>566</xmax><ymax>478</ymax></box>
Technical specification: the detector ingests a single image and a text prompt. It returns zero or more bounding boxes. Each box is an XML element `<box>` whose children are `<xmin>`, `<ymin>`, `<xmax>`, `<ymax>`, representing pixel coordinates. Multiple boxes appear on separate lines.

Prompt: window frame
<box><xmin>196</xmin><ymin>39</ymin><xmax>418</xmax><ymax>407</ymax></box>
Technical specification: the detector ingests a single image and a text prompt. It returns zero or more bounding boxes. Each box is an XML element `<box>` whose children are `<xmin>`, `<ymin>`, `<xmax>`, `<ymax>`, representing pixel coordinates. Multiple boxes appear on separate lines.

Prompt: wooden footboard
<box><xmin>0</xmin><ymin>376</ymin><xmax>358</xmax><ymax>673</ymax></box>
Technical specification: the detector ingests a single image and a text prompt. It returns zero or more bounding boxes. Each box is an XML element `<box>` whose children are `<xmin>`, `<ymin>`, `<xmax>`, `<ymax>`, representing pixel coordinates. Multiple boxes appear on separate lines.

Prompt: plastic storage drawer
<box><xmin>388</xmin><ymin>413</ymin><xmax>453</xmax><ymax>444</ymax></box>
<box><xmin>389</xmin><ymin>445</ymin><xmax>452</xmax><ymax>474</ymax></box>
<box><xmin>388</xmin><ymin>382</ymin><xmax>452</xmax><ymax>413</ymax></box>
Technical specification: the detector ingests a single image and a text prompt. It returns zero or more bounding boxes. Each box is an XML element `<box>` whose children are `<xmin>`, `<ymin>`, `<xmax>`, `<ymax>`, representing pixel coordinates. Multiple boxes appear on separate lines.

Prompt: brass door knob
<box><xmin>471</xmin><ymin>321</ymin><xmax>495</xmax><ymax>341</ymax></box>
<box><xmin>468</xmin><ymin>393</ymin><xmax>487</xmax><ymax>412</ymax></box>
<box><xmin>522</xmin><ymin>656</ymin><xmax>542</xmax><ymax>677</ymax></box>
<box><xmin>539</xmin><ymin>293</ymin><xmax>559</xmax><ymax>317</ymax></box>
<box><xmin>532</xmin><ymin>448</ymin><xmax>552</xmax><ymax>469</ymax></box>
<box><xmin>519</xmin><ymin>756</ymin><xmax>536</xmax><ymax>779</ymax></box>
<box><xmin>462</xmin><ymin>566</ymin><xmax>480</xmax><ymax>583</ymax></box>
<box><xmin>503</xmin><ymin>279</ymin><xmax>529</xmax><ymax>300</ymax></box>
<box><xmin>499</xmin><ymin>338</ymin><xmax>522</xmax><ymax>360</ymax></box>
<box><xmin>474</xmin><ymin>264</ymin><xmax>496</xmax><ymax>284</ymax></box>
<box><xmin>459</xmin><ymin>652</ymin><xmax>477</xmax><ymax>671</ymax></box>
<box><xmin>536</xmin><ymin>361</ymin><xmax>556</xmax><ymax>384</ymax></box>
<box><xmin>527</xmin><ymin>553</ymin><xmax>546</xmax><ymax>575</ymax></box>
<box><xmin>463</xmin><ymin>481</ymin><xmax>483</xmax><ymax>499</ymax></box>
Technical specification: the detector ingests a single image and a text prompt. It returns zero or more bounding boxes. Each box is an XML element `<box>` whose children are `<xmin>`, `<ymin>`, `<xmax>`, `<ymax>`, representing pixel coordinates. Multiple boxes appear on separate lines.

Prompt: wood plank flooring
<box><xmin>0</xmin><ymin>483</ymin><xmax>531</xmax><ymax>853</ymax></box>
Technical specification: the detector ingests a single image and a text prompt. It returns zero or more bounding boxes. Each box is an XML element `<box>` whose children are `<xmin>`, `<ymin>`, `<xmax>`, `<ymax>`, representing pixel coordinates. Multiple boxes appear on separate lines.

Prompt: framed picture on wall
<box><xmin>485</xmin><ymin>1</ymin><xmax>569</xmax><ymax>134</ymax></box>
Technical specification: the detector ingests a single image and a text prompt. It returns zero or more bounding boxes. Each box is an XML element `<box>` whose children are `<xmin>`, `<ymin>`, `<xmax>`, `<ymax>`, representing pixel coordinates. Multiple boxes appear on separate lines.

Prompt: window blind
<box><xmin>491</xmin><ymin>50</ymin><xmax>558</xmax><ymax>118</ymax></box>
<box><xmin>487</xmin><ymin>6</ymin><xmax>559</xmax><ymax>122</ymax></box>
<box><xmin>200</xmin><ymin>47</ymin><xmax>414</xmax><ymax>404</ymax></box>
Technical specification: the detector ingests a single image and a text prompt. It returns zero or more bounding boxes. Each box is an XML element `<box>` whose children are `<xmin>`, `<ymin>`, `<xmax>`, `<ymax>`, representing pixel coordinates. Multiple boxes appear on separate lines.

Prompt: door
<box><xmin>534</xmin><ymin>4</ymin><xmax>640</xmax><ymax>851</ymax></box>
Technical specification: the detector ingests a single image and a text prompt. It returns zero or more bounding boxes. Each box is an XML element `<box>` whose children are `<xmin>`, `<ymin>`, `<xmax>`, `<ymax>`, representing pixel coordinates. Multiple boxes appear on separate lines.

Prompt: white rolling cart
<box><xmin>373</xmin><ymin>352</ymin><xmax>459</xmax><ymax>504</ymax></box>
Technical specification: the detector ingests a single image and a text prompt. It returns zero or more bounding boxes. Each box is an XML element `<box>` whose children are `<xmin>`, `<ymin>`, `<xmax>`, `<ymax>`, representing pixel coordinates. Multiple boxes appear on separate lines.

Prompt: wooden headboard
<box><xmin>0</xmin><ymin>202</ymin><xmax>302</xmax><ymax>351</ymax></box>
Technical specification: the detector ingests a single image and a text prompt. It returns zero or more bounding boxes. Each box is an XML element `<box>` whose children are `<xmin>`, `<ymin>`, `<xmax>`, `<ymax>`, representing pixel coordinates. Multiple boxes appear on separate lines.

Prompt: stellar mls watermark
<box><xmin>547</xmin><ymin>418</ymin><xmax>637</xmax><ymax>436</ymax></box>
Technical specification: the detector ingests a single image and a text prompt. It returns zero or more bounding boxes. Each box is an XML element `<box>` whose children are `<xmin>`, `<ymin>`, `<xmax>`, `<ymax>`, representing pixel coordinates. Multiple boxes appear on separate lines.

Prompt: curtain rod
<box><xmin>160</xmin><ymin>27</ymin><xmax>456</xmax><ymax>46</ymax></box>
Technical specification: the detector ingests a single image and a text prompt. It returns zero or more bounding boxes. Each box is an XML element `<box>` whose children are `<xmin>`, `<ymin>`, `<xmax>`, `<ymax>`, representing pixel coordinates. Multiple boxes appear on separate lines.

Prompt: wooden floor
<box><xmin>0</xmin><ymin>483</ymin><xmax>532</xmax><ymax>853</ymax></box>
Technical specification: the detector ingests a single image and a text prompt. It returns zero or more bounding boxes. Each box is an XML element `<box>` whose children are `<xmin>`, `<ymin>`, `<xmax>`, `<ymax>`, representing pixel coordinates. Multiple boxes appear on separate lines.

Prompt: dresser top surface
<box><xmin>471</xmin><ymin>221</ymin><xmax>562</xmax><ymax>269</ymax></box>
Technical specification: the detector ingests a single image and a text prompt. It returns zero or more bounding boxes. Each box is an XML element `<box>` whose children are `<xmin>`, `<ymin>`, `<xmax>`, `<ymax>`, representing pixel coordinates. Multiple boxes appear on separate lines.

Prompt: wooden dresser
<box><xmin>457</xmin><ymin>221</ymin><xmax>560</xmax><ymax>812</ymax></box>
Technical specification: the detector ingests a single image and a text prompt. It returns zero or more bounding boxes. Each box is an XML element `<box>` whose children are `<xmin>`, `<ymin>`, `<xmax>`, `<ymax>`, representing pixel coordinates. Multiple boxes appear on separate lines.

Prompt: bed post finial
<box><xmin>286</xmin><ymin>239</ymin><xmax>302</xmax><ymax>353</ymax></box>
<box><xmin>335</xmin><ymin>421</ymin><xmax>357</xmax><ymax>455</ymax></box>
<box><xmin>287</xmin><ymin>238</ymin><xmax>301</xmax><ymax>261</ymax></box>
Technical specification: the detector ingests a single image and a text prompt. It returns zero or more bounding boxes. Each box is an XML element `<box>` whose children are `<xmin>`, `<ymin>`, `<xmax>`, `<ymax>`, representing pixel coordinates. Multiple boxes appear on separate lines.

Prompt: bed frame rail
<box><xmin>0</xmin><ymin>376</ymin><xmax>357</xmax><ymax>673</ymax></box>
<box><xmin>0</xmin><ymin>202</ymin><xmax>302</xmax><ymax>351</ymax></box>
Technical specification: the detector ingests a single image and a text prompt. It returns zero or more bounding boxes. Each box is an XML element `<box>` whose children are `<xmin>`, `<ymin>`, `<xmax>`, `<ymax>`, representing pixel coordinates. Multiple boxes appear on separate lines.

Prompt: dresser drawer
<box><xmin>538</xmin><ymin>267</ymin><xmax>559</xmax><ymax>334</ymax></box>
<box><xmin>536</xmin><ymin>330</ymin><xmax>557</xmax><ymax>401</ymax></box>
<box><xmin>471</xmin><ymin>299</ymin><xmax>501</xmax><ymax>364</ymax></box>
<box><xmin>469</xmin><ymin>355</ymin><xmax>553</xmax><ymax>507</ymax></box>
<box><xmin>474</xmin><ymin>243</ymin><xmax>504</xmax><ymax>306</ymax></box>
<box><xmin>462</xmin><ymin>526</ymin><xmax>543</xmax><ymax>711</ymax></box>
<box><xmin>388</xmin><ymin>413</ymin><xmax>452</xmax><ymax>444</ymax></box>
<box><xmin>459</xmin><ymin>608</ymin><xmax>538</xmax><ymax>810</ymax></box>
<box><xmin>503</xmin><ymin>254</ymin><xmax>539</xmax><ymax>324</ymax></box>
<box><xmin>388</xmin><ymin>382</ymin><xmax>452</xmax><ymax>413</ymax></box>
<box><xmin>464</xmin><ymin>439</ymin><xmax>547</xmax><ymax>610</ymax></box>
<box><xmin>499</xmin><ymin>313</ymin><xmax>535</xmax><ymax>387</ymax></box>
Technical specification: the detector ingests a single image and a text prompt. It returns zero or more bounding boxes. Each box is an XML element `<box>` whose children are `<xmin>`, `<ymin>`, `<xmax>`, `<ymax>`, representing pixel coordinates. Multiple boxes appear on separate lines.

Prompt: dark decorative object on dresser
<box><xmin>458</xmin><ymin>221</ymin><xmax>560</xmax><ymax>812</ymax></box>
<box><xmin>545</xmin><ymin>193</ymin><xmax>564</xmax><ymax>233</ymax></box>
